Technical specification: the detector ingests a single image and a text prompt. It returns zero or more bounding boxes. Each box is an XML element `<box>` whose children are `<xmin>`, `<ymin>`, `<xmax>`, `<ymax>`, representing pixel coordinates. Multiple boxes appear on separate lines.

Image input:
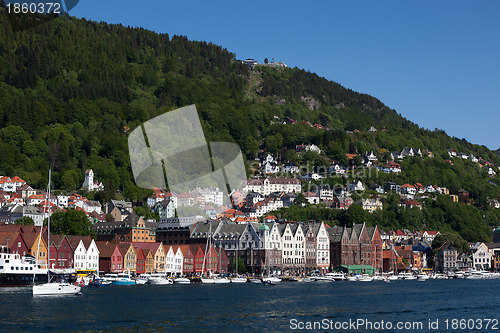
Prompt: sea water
<box><xmin>0</xmin><ymin>279</ymin><xmax>499</xmax><ymax>332</ymax></box>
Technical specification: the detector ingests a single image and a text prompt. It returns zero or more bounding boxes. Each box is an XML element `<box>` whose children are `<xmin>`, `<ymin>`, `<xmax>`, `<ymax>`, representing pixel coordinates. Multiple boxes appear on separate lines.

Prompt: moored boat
<box><xmin>174</xmin><ymin>277</ymin><xmax>191</xmax><ymax>284</ymax></box>
<box><xmin>148</xmin><ymin>273</ymin><xmax>173</xmax><ymax>285</ymax></box>
<box><xmin>0</xmin><ymin>252</ymin><xmax>48</xmax><ymax>287</ymax></box>
<box><xmin>32</xmin><ymin>169</ymin><xmax>81</xmax><ymax>297</ymax></box>
<box><xmin>112</xmin><ymin>271</ymin><xmax>136</xmax><ymax>285</ymax></box>
<box><xmin>231</xmin><ymin>277</ymin><xmax>248</xmax><ymax>283</ymax></box>
<box><xmin>357</xmin><ymin>274</ymin><xmax>373</xmax><ymax>282</ymax></box>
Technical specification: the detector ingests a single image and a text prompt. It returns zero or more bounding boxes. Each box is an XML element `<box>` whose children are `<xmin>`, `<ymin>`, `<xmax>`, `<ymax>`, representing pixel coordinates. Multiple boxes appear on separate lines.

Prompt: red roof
<box><xmin>11</xmin><ymin>176</ymin><xmax>26</xmax><ymax>183</ymax></box>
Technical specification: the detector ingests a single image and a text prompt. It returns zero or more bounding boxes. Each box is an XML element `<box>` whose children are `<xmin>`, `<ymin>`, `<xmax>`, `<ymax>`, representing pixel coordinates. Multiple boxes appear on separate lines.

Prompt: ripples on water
<box><xmin>1</xmin><ymin>280</ymin><xmax>499</xmax><ymax>332</ymax></box>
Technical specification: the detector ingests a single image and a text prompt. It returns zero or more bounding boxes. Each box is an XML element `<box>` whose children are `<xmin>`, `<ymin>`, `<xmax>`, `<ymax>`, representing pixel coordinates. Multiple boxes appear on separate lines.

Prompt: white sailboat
<box><xmin>33</xmin><ymin>169</ymin><xmax>81</xmax><ymax>296</ymax></box>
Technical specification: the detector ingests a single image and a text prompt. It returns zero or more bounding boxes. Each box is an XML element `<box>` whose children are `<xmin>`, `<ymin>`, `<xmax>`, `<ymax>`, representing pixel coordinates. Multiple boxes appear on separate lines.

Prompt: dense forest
<box><xmin>0</xmin><ymin>8</ymin><xmax>499</xmax><ymax>240</ymax></box>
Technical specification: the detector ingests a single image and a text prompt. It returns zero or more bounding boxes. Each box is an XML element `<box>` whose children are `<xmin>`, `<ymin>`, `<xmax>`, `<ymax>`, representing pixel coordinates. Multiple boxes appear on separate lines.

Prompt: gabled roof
<box><xmin>66</xmin><ymin>235</ymin><xmax>92</xmax><ymax>251</ymax></box>
<box><xmin>50</xmin><ymin>235</ymin><xmax>68</xmax><ymax>249</ymax></box>
<box><xmin>117</xmin><ymin>243</ymin><xmax>134</xmax><ymax>256</ymax></box>
<box><xmin>327</xmin><ymin>226</ymin><xmax>343</xmax><ymax>243</ymax></box>
<box><xmin>96</xmin><ymin>241</ymin><xmax>117</xmax><ymax>258</ymax></box>
<box><xmin>172</xmin><ymin>245</ymin><xmax>194</xmax><ymax>258</ymax></box>
<box><xmin>131</xmin><ymin>242</ymin><xmax>163</xmax><ymax>253</ymax></box>
<box><xmin>0</xmin><ymin>224</ymin><xmax>24</xmax><ymax>233</ymax></box>
<box><xmin>0</xmin><ymin>231</ymin><xmax>20</xmax><ymax>248</ymax></box>
<box><xmin>21</xmin><ymin>233</ymin><xmax>44</xmax><ymax>249</ymax></box>
<box><xmin>10</xmin><ymin>176</ymin><xmax>26</xmax><ymax>183</ymax></box>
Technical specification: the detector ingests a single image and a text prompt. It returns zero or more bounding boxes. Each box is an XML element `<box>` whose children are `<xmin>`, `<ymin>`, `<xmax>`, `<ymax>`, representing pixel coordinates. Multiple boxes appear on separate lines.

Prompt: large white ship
<box><xmin>0</xmin><ymin>248</ymin><xmax>48</xmax><ymax>286</ymax></box>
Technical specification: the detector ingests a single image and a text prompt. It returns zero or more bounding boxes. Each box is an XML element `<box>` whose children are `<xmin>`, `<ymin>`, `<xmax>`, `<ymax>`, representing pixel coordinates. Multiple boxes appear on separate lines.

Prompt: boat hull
<box><xmin>174</xmin><ymin>278</ymin><xmax>191</xmax><ymax>284</ymax></box>
<box><xmin>149</xmin><ymin>279</ymin><xmax>173</xmax><ymax>285</ymax></box>
<box><xmin>33</xmin><ymin>283</ymin><xmax>81</xmax><ymax>296</ymax></box>
<box><xmin>112</xmin><ymin>280</ymin><xmax>136</xmax><ymax>285</ymax></box>
<box><xmin>0</xmin><ymin>273</ymin><xmax>48</xmax><ymax>287</ymax></box>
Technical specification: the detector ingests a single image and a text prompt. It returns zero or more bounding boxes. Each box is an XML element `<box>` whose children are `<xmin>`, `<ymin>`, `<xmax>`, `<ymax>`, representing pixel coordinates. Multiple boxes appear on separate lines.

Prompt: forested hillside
<box><xmin>0</xmin><ymin>8</ymin><xmax>499</xmax><ymax>240</ymax></box>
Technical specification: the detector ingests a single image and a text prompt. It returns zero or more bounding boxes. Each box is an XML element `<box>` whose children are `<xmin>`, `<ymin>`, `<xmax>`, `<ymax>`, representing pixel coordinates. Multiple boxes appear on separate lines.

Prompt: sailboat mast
<box><xmin>201</xmin><ymin>222</ymin><xmax>210</xmax><ymax>276</ymax></box>
<box><xmin>47</xmin><ymin>169</ymin><xmax>51</xmax><ymax>278</ymax></box>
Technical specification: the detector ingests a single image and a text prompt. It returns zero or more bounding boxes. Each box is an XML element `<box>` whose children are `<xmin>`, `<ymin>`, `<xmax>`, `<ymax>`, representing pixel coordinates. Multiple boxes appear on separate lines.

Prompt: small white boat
<box><xmin>102</xmin><ymin>273</ymin><xmax>118</xmax><ymax>282</ymax></box>
<box><xmin>262</xmin><ymin>276</ymin><xmax>281</xmax><ymax>284</ymax></box>
<box><xmin>302</xmin><ymin>277</ymin><xmax>315</xmax><ymax>283</ymax></box>
<box><xmin>135</xmin><ymin>273</ymin><xmax>150</xmax><ymax>285</ymax></box>
<box><xmin>398</xmin><ymin>272</ymin><xmax>416</xmax><ymax>280</ymax></box>
<box><xmin>213</xmin><ymin>277</ymin><xmax>231</xmax><ymax>284</ymax></box>
<box><xmin>148</xmin><ymin>273</ymin><xmax>173</xmax><ymax>285</ymax></box>
<box><xmin>315</xmin><ymin>276</ymin><xmax>335</xmax><ymax>282</ymax></box>
<box><xmin>465</xmin><ymin>271</ymin><xmax>492</xmax><ymax>280</ymax></box>
<box><xmin>33</xmin><ymin>280</ymin><xmax>81</xmax><ymax>296</ymax></box>
<box><xmin>249</xmin><ymin>278</ymin><xmax>262</xmax><ymax>284</ymax></box>
<box><xmin>417</xmin><ymin>273</ymin><xmax>429</xmax><ymax>281</ymax></box>
<box><xmin>113</xmin><ymin>271</ymin><xmax>136</xmax><ymax>285</ymax></box>
<box><xmin>387</xmin><ymin>275</ymin><xmax>399</xmax><ymax>281</ymax></box>
<box><xmin>357</xmin><ymin>274</ymin><xmax>373</xmax><ymax>282</ymax></box>
<box><xmin>346</xmin><ymin>276</ymin><xmax>358</xmax><ymax>282</ymax></box>
<box><xmin>326</xmin><ymin>272</ymin><xmax>346</xmax><ymax>281</ymax></box>
<box><xmin>231</xmin><ymin>277</ymin><xmax>248</xmax><ymax>283</ymax></box>
<box><xmin>174</xmin><ymin>277</ymin><xmax>191</xmax><ymax>284</ymax></box>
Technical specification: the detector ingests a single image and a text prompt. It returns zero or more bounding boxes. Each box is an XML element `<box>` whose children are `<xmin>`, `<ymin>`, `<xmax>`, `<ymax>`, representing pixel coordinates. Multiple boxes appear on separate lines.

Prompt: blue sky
<box><xmin>70</xmin><ymin>1</ymin><xmax>500</xmax><ymax>150</ymax></box>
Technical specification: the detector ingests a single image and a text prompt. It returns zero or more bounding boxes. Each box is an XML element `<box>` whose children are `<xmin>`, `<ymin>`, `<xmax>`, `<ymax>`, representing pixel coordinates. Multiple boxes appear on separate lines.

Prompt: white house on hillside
<box><xmin>82</xmin><ymin>169</ymin><xmax>104</xmax><ymax>192</ymax></box>
<box><xmin>261</xmin><ymin>154</ymin><xmax>280</xmax><ymax>174</ymax></box>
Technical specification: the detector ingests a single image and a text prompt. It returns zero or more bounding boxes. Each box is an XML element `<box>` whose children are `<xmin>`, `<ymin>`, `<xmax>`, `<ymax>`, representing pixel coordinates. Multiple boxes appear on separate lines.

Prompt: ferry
<box><xmin>0</xmin><ymin>251</ymin><xmax>48</xmax><ymax>286</ymax></box>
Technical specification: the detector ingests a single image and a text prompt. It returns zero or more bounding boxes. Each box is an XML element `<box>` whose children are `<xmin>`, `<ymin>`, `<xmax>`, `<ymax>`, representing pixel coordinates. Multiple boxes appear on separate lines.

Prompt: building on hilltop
<box><xmin>82</xmin><ymin>169</ymin><xmax>104</xmax><ymax>192</ymax></box>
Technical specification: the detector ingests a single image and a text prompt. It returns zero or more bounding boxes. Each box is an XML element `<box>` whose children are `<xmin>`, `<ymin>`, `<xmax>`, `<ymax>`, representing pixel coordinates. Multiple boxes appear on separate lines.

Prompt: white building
<box><xmin>470</xmin><ymin>242</ymin><xmax>492</xmax><ymax>271</ymax></box>
<box><xmin>314</xmin><ymin>186</ymin><xmax>334</xmax><ymax>201</ymax></box>
<box><xmin>261</xmin><ymin>154</ymin><xmax>280</xmax><ymax>174</ymax></box>
<box><xmin>147</xmin><ymin>188</ymin><xmax>178</xmax><ymax>208</ymax></box>
<box><xmin>304</xmin><ymin>192</ymin><xmax>320</xmax><ymax>205</ymax></box>
<box><xmin>164</xmin><ymin>246</ymin><xmax>179</xmax><ymax>275</ymax></box>
<box><xmin>0</xmin><ymin>176</ymin><xmax>27</xmax><ymax>192</ymax></box>
<box><xmin>348</xmin><ymin>180</ymin><xmax>365</xmax><ymax>192</ymax></box>
<box><xmin>82</xmin><ymin>169</ymin><xmax>104</xmax><ymax>192</ymax></box>
<box><xmin>244</xmin><ymin>178</ymin><xmax>301</xmax><ymax>196</ymax></box>
<box><xmin>57</xmin><ymin>195</ymin><xmax>69</xmax><ymax>208</ymax></box>
<box><xmin>280</xmin><ymin>223</ymin><xmax>305</xmax><ymax>270</ymax></box>
<box><xmin>70</xmin><ymin>237</ymin><xmax>99</xmax><ymax>272</ymax></box>
<box><xmin>305</xmin><ymin>144</ymin><xmax>322</xmax><ymax>154</ymax></box>
<box><xmin>282</xmin><ymin>162</ymin><xmax>299</xmax><ymax>174</ymax></box>
<box><xmin>314</xmin><ymin>223</ymin><xmax>330</xmax><ymax>269</ymax></box>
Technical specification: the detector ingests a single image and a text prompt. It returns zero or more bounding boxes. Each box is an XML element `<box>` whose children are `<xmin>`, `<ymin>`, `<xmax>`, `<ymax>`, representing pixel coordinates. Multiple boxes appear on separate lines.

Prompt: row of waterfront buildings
<box><xmin>3</xmin><ymin>218</ymin><xmax>500</xmax><ymax>276</ymax></box>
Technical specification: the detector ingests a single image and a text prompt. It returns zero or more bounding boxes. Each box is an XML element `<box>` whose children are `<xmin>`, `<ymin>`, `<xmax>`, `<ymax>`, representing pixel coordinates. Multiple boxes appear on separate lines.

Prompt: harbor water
<box><xmin>1</xmin><ymin>279</ymin><xmax>499</xmax><ymax>332</ymax></box>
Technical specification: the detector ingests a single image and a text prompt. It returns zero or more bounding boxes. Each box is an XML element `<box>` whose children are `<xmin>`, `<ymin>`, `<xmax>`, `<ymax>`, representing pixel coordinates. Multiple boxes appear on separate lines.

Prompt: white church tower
<box><xmin>82</xmin><ymin>169</ymin><xmax>104</xmax><ymax>192</ymax></box>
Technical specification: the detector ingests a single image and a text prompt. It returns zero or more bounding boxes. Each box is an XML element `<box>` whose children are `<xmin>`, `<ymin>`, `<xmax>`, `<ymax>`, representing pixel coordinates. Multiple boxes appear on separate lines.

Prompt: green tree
<box><xmin>231</xmin><ymin>258</ymin><xmax>246</xmax><ymax>274</ymax></box>
<box><xmin>431</xmin><ymin>233</ymin><xmax>468</xmax><ymax>255</ymax></box>
<box><xmin>61</xmin><ymin>169</ymin><xmax>79</xmax><ymax>191</ymax></box>
<box><xmin>16</xmin><ymin>216</ymin><xmax>34</xmax><ymax>225</ymax></box>
<box><xmin>48</xmin><ymin>209</ymin><xmax>95</xmax><ymax>237</ymax></box>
